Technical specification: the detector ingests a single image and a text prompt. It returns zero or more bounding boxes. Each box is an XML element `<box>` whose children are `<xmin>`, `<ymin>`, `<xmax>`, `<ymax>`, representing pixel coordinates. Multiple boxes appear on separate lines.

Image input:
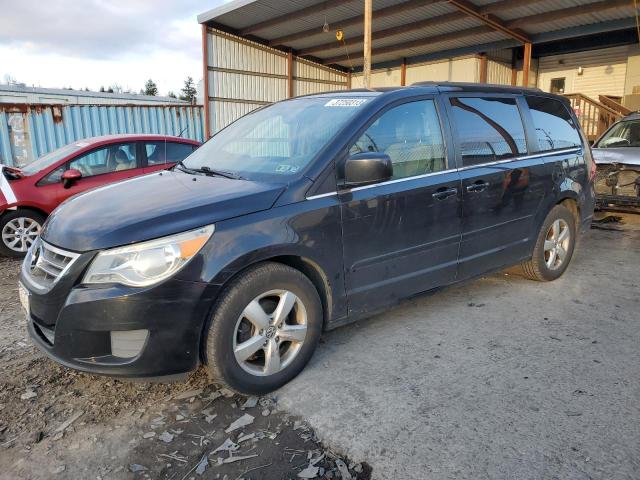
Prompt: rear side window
<box><xmin>145</xmin><ymin>142</ymin><xmax>166</xmax><ymax>165</ymax></box>
<box><xmin>165</xmin><ymin>142</ymin><xmax>196</xmax><ymax>163</ymax></box>
<box><xmin>525</xmin><ymin>96</ymin><xmax>582</xmax><ymax>151</ymax></box>
<box><xmin>449</xmin><ymin>97</ymin><xmax>527</xmax><ymax>167</ymax></box>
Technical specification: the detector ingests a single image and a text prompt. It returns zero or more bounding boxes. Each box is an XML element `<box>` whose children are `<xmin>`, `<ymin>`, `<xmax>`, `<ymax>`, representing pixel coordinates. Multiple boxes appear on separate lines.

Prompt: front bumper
<box><xmin>24</xmin><ymin>276</ymin><xmax>219</xmax><ymax>378</ymax></box>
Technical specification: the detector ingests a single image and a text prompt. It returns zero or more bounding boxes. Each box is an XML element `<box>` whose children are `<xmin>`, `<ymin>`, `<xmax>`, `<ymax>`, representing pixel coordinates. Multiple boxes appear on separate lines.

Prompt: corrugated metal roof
<box><xmin>199</xmin><ymin>0</ymin><xmax>636</xmax><ymax>68</ymax></box>
<box><xmin>0</xmin><ymin>85</ymin><xmax>188</xmax><ymax>104</ymax></box>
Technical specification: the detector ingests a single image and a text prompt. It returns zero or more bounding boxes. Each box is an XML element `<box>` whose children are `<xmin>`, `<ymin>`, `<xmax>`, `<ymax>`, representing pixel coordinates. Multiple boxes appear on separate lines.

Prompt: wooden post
<box><xmin>510</xmin><ymin>47</ymin><xmax>518</xmax><ymax>86</ymax></box>
<box><xmin>201</xmin><ymin>25</ymin><xmax>211</xmax><ymax>140</ymax></box>
<box><xmin>400</xmin><ymin>58</ymin><xmax>407</xmax><ymax>86</ymax></box>
<box><xmin>287</xmin><ymin>50</ymin><xmax>294</xmax><ymax>98</ymax></box>
<box><xmin>363</xmin><ymin>0</ymin><xmax>372</xmax><ymax>89</ymax></box>
<box><xmin>479</xmin><ymin>53</ymin><xmax>488</xmax><ymax>83</ymax></box>
<box><xmin>522</xmin><ymin>42</ymin><xmax>532</xmax><ymax>88</ymax></box>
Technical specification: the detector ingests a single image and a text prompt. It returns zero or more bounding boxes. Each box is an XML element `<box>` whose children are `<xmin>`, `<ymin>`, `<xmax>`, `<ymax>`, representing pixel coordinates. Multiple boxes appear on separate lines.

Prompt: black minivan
<box><xmin>20</xmin><ymin>83</ymin><xmax>595</xmax><ymax>394</ymax></box>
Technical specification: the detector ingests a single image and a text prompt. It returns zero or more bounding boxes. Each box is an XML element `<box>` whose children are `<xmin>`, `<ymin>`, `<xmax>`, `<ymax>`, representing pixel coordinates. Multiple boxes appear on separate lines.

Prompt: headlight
<box><xmin>83</xmin><ymin>225</ymin><xmax>214</xmax><ymax>287</ymax></box>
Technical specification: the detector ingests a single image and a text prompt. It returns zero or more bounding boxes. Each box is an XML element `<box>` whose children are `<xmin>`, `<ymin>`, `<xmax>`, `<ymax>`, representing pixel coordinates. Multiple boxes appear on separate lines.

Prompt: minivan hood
<box><xmin>592</xmin><ymin>147</ymin><xmax>640</xmax><ymax>166</ymax></box>
<box><xmin>42</xmin><ymin>170</ymin><xmax>285</xmax><ymax>252</ymax></box>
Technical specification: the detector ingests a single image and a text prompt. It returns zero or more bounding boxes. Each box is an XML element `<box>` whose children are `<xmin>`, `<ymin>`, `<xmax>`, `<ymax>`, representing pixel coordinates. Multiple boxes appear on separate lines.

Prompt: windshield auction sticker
<box><xmin>324</xmin><ymin>99</ymin><xmax>368</xmax><ymax>107</ymax></box>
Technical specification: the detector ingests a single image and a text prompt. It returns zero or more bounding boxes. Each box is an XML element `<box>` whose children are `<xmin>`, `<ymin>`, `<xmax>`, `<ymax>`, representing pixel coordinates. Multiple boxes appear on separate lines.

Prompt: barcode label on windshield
<box><xmin>324</xmin><ymin>99</ymin><xmax>367</xmax><ymax>107</ymax></box>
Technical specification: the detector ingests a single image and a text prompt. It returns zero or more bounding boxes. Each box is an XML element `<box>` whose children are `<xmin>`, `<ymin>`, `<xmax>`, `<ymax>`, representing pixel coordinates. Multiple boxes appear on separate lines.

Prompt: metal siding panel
<box><xmin>487</xmin><ymin>59</ymin><xmax>513</xmax><ymax>85</ymax></box>
<box><xmin>0</xmin><ymin>111</ymin><xmax>13</xmax><ymax>166</ymax></box>
<box><xmin>538</xmin><ymin>45</ymin><xmax>628</xmax><ymax>98</ymax></box>
<box><xmin>0</xmin><ymin>104</ymin><xmax>205</xmax><ymax>166</ymax></box>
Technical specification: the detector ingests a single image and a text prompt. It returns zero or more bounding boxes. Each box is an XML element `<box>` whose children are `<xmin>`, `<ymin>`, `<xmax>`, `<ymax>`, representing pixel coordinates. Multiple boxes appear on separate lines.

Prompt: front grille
<box><xmin>23</xmin><ymin>239</ymin><xmax>79</xmax><ymax>292</ymax></box>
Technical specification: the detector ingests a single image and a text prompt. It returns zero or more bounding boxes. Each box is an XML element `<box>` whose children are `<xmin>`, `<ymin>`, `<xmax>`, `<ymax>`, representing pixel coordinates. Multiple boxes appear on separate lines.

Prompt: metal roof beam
<box><xmin>280</xmin><ymin>0</ymin><xmax>545</xmax><ymax>55</ymax></box>
<box><xmin>447</xmin><ymin>0</ymin><xmax>530</xmax><ymax>43</ymax></box>
<box><xmin>298</xmin><ymin>11</ymin><xmax>466</xmax><ymax>56</ymax></box>
<box><xmin>269</xmin><ymin>0</ymin><xmax>436</xmax><ymax>47</ymax></box>
<box><xmin>323</xmin><ymin>25</ymin><xmax>493</xmax><ymax>65</ymax></box>
<box><xmin>507</xmin><ymin>0</ymin><xmax>632</xmax><ymax>28</ymax></box>
<box><xmin>240</xmin><ymin>0</ymin><xmax>353</xmax><ymax>36</ymax></box>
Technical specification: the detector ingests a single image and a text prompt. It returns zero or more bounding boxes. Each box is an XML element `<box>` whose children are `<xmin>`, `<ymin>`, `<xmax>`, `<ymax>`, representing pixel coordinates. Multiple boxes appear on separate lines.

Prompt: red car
<box><xmin>0</xmin><ymin>134</ymin><xmax>200</xmax><ymax>256</ymax></box>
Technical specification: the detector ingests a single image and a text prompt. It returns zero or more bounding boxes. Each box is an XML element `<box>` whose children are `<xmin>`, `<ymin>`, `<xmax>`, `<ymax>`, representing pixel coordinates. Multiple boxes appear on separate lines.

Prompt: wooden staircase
<box><xmin>563</xmin><ymin>93</ymin><xmax>623</xmax><ymax>142</ymax></box>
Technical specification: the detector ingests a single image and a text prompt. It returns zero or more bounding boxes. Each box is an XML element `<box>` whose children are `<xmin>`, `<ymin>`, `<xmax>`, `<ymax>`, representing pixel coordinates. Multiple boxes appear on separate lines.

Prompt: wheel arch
<box><xmin>198</xmin><ymin>253</ymin><xmax>334</xmax><ymax>364</ymax></box>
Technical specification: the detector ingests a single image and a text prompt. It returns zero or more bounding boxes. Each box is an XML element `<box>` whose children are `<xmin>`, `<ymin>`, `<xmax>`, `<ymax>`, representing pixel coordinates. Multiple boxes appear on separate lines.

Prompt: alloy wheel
<box><xmin>232</xmin><ymin>289</ymin><xmax>308</xmax><ymax>376</ymax></box>
<box><xmin>1</xmin><ymin>217</ymin><xmax>41</xmax><ymax>253</ymax></box>
<box><xmin>544</xmin><ymin>219</ymin><xmax>570</xmax><ymax>271</ymax></box>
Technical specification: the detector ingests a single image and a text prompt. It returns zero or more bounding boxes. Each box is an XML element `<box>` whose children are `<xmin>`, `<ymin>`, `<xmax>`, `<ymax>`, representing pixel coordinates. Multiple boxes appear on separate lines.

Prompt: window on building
<box><xmin>449</xmin><ymin>97</ymin><xmax>527</xmax><ymax>167</ymax></box>
<box><xmin>349</xmin><ymin>100</ymin><xmax>446</xmax><ymax>179</ymax></box>
<box><xmin>526</xmin><ymin>96</ymin><xmax>582</xmax><ymax>151</ymax></box>
<box><xmin>550</xmin><ymin>78</ymin><xmax>566</xmax><ymax>94</ymax></box>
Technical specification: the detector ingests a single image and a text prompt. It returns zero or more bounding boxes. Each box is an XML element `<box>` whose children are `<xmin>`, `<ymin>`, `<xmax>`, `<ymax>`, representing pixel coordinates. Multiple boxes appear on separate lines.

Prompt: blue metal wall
<box><xmin>0</xmin><ymin>103</ymin><xmax>205</xmax><ymax>167</ymax></box>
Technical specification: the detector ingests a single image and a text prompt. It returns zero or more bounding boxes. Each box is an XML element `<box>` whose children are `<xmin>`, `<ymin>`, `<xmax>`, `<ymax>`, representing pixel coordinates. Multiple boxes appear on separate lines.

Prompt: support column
<box><xmin>287</xmin><ymin>50</ymin><xmax>294</xmax><ymax>98</ymax></box>
<box><xmin>479</xmin><ymin>53</ymin><xmax>488</xmax><ymax>83</ymax></box>
<box><xmin>363</xmin><ymin>0</ymin><xmax>372</xmax><ymax>89</ymax></box>
<box><xmin>522</xmin><ymin>42</ymin><xmax>532</xmax><ymax>88</ymax></box>
<box><xmin>510</xmin><ymin>47</ymin><xmax>518</xmax><ymax>86</ymax></box>
<box><xmin>400</xmin><ymin>58</ymin><xmax>407</xmax><ymax>86</ymax></box>
<box><xmin>201</xmin><ymin>24</ymin><xmax>210</xmax><ymax>140</ymax></box>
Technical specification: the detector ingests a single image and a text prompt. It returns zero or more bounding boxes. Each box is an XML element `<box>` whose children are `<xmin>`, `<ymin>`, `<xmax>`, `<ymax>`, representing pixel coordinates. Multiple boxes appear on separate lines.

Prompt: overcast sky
<box><xmin>0</xmin><ymin>0</ymin><xmax>228</xmax><ymax>96</ymax></box>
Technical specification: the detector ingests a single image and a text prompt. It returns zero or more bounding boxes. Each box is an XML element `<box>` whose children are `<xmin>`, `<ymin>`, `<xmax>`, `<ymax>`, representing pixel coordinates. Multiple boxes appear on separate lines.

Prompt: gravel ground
<box><xmin>0</xmin><ymin>258</ymin><xmax>369</xmax><ymax>480</ymax></box>
<box><xmin>1</xmin><ymin>214</ymin><xmax>638</xmax><ymax>479</ymax></box>
<box><xmin>278</xmin><ymin>216</ymin><xmax>640</xmax><ymax>480</ymax></box>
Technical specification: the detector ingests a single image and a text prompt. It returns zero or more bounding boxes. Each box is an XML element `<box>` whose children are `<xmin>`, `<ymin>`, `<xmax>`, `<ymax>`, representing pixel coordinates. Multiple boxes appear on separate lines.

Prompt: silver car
<box><xmin>592</xmin><ymin>113</ymin><xmax>640</xmax><ymax>209</ymax></box>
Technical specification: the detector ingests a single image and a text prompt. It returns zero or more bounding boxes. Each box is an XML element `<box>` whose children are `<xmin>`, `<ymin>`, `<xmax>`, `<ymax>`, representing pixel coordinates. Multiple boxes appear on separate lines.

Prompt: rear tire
<box><xmin>204</xmin><ymin>262</ymin><xmax>322</xmax><ymax>395</ymax></box>
<box><xmin>519</xmin><ymin>204</ymin><xmax>576</xmax><ymax>281</ymax></box>
<box><xmin>0</xmin><ymin>210</ymin><xmax>45</xmax><ymax>258</ymax></box>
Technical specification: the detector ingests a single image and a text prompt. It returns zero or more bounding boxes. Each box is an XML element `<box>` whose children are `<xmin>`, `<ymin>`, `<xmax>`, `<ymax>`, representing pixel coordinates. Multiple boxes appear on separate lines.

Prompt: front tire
<box><xmin>204</xmin><ymin>262</ymin><xmax>323</xmax><ymax>395</ymax></box>
<box><xmin>520</xmin><ymin>204</ymin><xmax>577</xmax><ymax>281</ymax></box>
<box><xmin>0</xmin><ymin>210</ymin><xmax>45</xmax><ymax>257</ymax></box>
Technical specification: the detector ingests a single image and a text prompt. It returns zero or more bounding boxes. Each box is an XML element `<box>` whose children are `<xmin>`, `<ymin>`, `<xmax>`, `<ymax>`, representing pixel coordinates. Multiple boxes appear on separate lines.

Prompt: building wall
<box><xmin>352</xmin><ymin>56</ymin><xmax>482</xmax><ymax>88</ymax></box>
<box><xmin>537</xmin><ymin>45</ymin><xmax>628</xmax><ymax>98</ymax></box>
<box><xmin>205</xmin><ymin>29</ymin><xmax>348</xmax><ymax>136</ymax></box>
<box><xmin>0</xmin><ymin>103</ymin><xmax>205</xmax><ymax>167</ymax></box>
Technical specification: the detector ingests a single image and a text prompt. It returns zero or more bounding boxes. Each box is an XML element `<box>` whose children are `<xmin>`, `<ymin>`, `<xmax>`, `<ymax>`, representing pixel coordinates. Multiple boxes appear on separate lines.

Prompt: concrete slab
<box><xmin>279</xmin><ymin>226</ymin><xmax>640</xmax><ymax>479</ymax></box>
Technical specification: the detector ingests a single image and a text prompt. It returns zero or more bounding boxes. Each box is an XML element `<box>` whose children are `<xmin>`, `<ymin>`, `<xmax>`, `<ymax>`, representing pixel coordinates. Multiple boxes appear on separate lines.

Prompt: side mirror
<box><xmin>344</xmin><ymin>152</ymin><xmax>393</xmax><ymax>187</ymax></box>
<box><xmin>61</xmin><ymin>169</ymin><xmax>82</xmax><ymax>189</ymax></box>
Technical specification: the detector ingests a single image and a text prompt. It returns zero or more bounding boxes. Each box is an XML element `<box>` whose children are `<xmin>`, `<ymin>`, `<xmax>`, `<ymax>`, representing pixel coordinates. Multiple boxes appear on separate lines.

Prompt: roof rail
<box><xmin>411</xmin><ymin>81</ymin><xmax>543</xmax><ymax>93</ymax></box>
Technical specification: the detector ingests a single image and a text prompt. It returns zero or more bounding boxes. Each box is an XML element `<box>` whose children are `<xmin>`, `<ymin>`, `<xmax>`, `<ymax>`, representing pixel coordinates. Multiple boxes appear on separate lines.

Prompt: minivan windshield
<box><xmin>21</xmin><ymin>143</ymin><xmax>83</xmax><ymax>175</ymax></box>
<box><xmin>181</xmin><ymin>97</ymin><xmax>369</xmax><ymax>181</ymax></box>
<box><xmin>597</xmin><ymin>119</ymin><xmax>640</xmax><ymax>148</ymax></box>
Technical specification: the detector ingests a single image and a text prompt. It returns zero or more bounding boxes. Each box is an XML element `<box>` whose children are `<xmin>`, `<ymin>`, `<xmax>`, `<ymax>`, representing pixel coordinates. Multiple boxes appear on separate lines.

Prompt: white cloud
<box><xmin>0</xmin><ymin>0</ymin><xmax>227</xmax><ymax>94</ymax></box>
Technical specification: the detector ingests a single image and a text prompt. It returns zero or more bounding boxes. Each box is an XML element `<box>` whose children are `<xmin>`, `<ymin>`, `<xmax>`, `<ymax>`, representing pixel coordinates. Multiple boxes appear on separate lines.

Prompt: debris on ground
<box><xmin>195</xmin><ymin>455</ymin><xmax>209</xmax><ymax>475</ymax></box>
<box><xmin>591</xmin><ymin>214</ymin><xmax>624</xmax><ymax>230</ymax></box>
<box><xmin>241</xmin><ymin>396</ymin><xmax>258</xmax><ymax>409</ymax></box>
<box><xmin>20</xmin><ymin>389</ymin><xmax>37</xmax><ymax>400</ymax></box>
<box><xmin>225</xmin><ymin>413</ymin><xmax>254</xmax><ymax>433</ymax></box>
<box><xmin>213</xmin><ymin>437</ymin><xmax>240</xmax><ymax>454</ymax></box>
<box><xmin>54</xmin><ymin>411</ymin><xmax>84</xmax><ymax>434</ymax></box>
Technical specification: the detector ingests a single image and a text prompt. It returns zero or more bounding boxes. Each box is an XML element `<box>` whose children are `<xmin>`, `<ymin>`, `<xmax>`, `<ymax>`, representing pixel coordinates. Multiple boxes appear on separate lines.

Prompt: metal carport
<box><xmin>198</xmin><ymin>0</ymin><xmax>636</xmax><ymax>137</ymax></box>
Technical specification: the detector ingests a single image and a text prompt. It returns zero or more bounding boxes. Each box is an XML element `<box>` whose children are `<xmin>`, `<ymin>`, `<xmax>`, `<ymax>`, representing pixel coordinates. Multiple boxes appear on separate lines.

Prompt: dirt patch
<box><xmin>0</xmin><ymin>257</ymin><xmax>371</xmax><ymax>480</ymax></box>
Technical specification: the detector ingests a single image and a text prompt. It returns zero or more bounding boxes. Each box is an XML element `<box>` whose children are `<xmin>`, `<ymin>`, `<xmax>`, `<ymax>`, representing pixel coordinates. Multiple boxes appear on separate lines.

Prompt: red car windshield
<box><xmin>20</xmin><ymin>143</ymin><xmax>84</xmax><ymax>176</ymax></box>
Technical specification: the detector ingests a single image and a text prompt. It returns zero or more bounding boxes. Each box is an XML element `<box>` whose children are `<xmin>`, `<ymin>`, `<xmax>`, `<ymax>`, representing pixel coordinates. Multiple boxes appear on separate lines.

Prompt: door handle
<box><xmin>466</xmin><ymin>181</ymin><xmax>490</xmax><ymax>193</ymax></box>
<box><xmin>432</xmin><ymin>187</ymin><xmax>458</xmax><ymax>200</ymax></box>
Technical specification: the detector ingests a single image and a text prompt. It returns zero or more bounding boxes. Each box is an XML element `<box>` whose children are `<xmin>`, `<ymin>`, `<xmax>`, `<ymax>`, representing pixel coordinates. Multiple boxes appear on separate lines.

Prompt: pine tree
<box><xmin>143</xmin><ymin>79</ymin><xmax>158</xmax><ymax>96</ymax></box>
<box><xmin>180</xmin><ymin>77</ymin><xmax>197</xmax><ymax>103</ymax></box>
